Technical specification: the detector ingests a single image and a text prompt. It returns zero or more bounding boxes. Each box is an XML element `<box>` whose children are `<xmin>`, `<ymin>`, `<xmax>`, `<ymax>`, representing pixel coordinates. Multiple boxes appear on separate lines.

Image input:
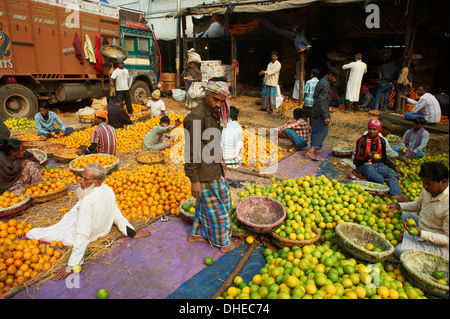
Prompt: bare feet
<box><xmin>306</xmin><ymin>150</ymin><xmax>320</xmax><ymax>161</ymax></box>
<box><xmin>188</xmin><ymin>234</ymin><xmax>208</xmax><ymax>243</ymax></box>
<box><xmin>220</xmin><ymin>239</ymin><xmax>241</xmax><ymax>253</ymax></box>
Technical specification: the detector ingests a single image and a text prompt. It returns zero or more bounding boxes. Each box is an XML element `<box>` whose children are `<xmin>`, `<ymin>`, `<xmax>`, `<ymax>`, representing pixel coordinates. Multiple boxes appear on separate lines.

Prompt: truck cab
<box><xmin>0</xmin><ymin>0</ymin><xmax>159</xmax><ymax>120</ymax></box>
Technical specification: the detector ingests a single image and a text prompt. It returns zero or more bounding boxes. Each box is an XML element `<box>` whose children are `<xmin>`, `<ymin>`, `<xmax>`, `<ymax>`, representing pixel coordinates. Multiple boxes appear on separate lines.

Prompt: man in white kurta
<box><xmin>27</xmin><ymin>164</ymin><xmax>150</xmax><ymax>280</ymax></box>
<box><xmin>342</xmin><ymin>54</ymin><xmax>367</xmax><ymax>112</ymax></box>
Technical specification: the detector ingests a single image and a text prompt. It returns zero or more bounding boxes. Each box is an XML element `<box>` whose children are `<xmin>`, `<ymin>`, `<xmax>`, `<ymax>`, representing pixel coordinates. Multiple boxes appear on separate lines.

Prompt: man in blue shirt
<box><xmin>35</xmin><ymin>102</ymin><xmax>74</xmax><ymax>138</ymax></box>
<box><xmin>303</xmin><ymin>69</ymin><xmax>319</xmax><ymax>123</ymax></box>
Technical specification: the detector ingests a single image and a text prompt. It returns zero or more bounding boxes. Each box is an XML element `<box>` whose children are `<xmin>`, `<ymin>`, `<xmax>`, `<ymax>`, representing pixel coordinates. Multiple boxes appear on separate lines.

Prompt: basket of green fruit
<box><xmin>400</xmin><ymin>250</ymin><xmax>449</xmax><ymax>299</ymax></box>
<box><xmin>335</xmin><ymin>222</ymin><xmax>395</xmax><ymax>263</ymax></box>
<box><xmin>179</xmin><ymin>198</ymin><xmax>196</xmax><ymax>224</ymax></box>
<box><xmin>351</xmin><ymin>180</ymin><xmax>390</xmax><ymax>197</ymax></box>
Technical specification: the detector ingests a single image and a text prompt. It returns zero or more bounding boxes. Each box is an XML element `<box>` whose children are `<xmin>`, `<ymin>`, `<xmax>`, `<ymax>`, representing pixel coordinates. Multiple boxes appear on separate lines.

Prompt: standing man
<box><xmin>184</xmin><ymin>81</ymin><xmax>240</xmax><ymax>253</ymax></box>
<box><xmin>110</xmin><ymin>57</ymin><xmax>133</xmax><ymax>114</ymax></box>
<box><xmin>373</xmin><ymin>57</ymin><xmax>399</xmax><ymax>112</ymax></box>
<box><xmin>388</xmin><ymin>162</ymin><xmax>448</xmax><ymax>259</ymax></box>
<box><xmin>342</xmin><ymin>53</ymin><xmax>367</xmax><ymax>113</ymax></box>
<box><xmin>306</xmin><ymin>69</ymin><xmax>337</xmax><ymax>161</ymax></box>
<box><xmin>259</xmin><ymin>51</ymin><xmax>282</xmax><ymax>114</ymax></box>
<box><xmin>302</xmin><ymin>69</ymin><xmax>320</xmax><ymax>123</ymax></box>
<box><xmin>401</xmin><ymin>84</ymin><xmax>441</xmax><ymax>124</ymax></box>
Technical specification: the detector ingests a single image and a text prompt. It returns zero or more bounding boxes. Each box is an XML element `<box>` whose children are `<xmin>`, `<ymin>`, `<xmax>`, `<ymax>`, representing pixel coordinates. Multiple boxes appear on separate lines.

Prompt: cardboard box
<box><xmin>161</xmin><ymin>73</ymin><xmax>175</xmax><ymax>82</ymax></box>
<box><xmin>163</xmin><ymin>81</ymin><xmax>176</xmax><ymax>91</ymax></box>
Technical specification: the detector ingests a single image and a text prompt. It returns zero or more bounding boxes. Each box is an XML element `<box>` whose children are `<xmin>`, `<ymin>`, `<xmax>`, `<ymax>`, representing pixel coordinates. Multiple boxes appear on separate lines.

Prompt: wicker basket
<box><xmin>385</xmin><ymin>134</ymin><xmax>401</xmax><ymax>144</ymax></box>
<box><xmin>27</xmin><ymin>149</ymin><xmax>48</xmax><ymax>166</ymax></box>
<box><xmin>334</xmin><ymin>222</ymin><xmax>394</xmax><ymax>263</ymax></box>
<box><xmin>38</xmin><ymin>143</ymin><xmax>67</xmax><ymax>156</ymax></box>
<box><xmin>53</xmin><ymin>149</ymin><xmax>79</xmax><ymax>163</ymax></box>
<box><xmin>271</xmin><ymin>227</ymin><xmax>321</xmax><ymax>248</ymax></box>
<box><xmin>23</xmin><ymin>140</ymin><xmax>52</xmax><ymax>149</ymax></box>
<box><xmin>24</xmin><ymin>180</ymin><xmax>69</xmax><ymax>203</ymax></box>
<box><xmin>69</xmin><ymin>153</ymin><xmax>119</xmax><ymax>175</ymax></box>
<box><xmin>351</xmin><ymin>180</ymin><xmax>390</xmax><ymax>196</ymax></box>
<box><xmin>136</xmin><ymin>151</ymin><xmax>166</xmax><ymax>165</ymax></box>
<box><xmin>179</xmin><ymin>198</ymin><xmax>196</xmax><ymax>224</ymax></box>
<box><xmin>78</xmin><ymin>115</ymin><xmax>94</xmax><ymax>124</ymax></box>
<box><xmin>236</xmin><ymin>196</ymin><xmax>286</xmax><ymax>234</ymax></box>
<box><xmin>0</xmin><ymin>194</ymin><xmax>32</xmax><ymax>218</ymax></box>
<box><xmin>332</xmin><ymin>146</ymin><xmax>355</xmax><ymax>158</ymax></box>
<box><xmin>100</xmin><ymin>44</ymin><xmax>128</xmax><ymax>61</ymax></box>
<box><xmin>400</xmin><ymin>250</ymin><xmax>449</xmax><ymax>299</ymax></box>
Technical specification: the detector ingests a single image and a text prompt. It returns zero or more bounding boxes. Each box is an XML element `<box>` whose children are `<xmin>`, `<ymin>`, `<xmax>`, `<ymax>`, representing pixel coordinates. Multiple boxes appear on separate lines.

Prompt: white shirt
<box><xmin>27</xmin><ymin>184</ymin><xmax>134</xmax><ymax>266</ymax></box>
<box><xmin>264</xmin><ymin>60</ymin><xmax>281</xmax><ymax>87</ymax></box>
<box><xmin>221</xmin><ymin>120</ymin><xmax>243</xmax><ymax>161</ymax></box>
<box><xmin>146</xmin><ymin>99</ymin><xmax>166</xmax><ymax>117</ymax></box>
<box><xmin>342</xmin><ymin>60</ymin><xmax>367</xmax><ymax>102</ymax></box>
<box><xmin>111</xmin><ymin>68</ymin><xmax>130</xmax><ymax>91</ymax></box>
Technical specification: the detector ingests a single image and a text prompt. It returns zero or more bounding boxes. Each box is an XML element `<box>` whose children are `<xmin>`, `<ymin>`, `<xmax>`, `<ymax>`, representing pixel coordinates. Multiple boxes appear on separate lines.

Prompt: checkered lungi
<box><xmin>261</xmin><ymin>85</ymin><xmax>277</xmax><ymax>110</ymax></box>
<box><xmin>191</xmin><ymin>176</ymin><xmax>232</xmax><ymax>247</ymax></box>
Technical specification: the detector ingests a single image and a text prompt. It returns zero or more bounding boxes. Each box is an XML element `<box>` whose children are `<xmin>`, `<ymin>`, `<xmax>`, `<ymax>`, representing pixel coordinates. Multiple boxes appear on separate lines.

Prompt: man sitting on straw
<box><xmin>184</xmin><ymin>80</ymin><xmax>240</xmax><ymax>253</ymax></box>
<box><xmin>388</xmin><ymin>162</ymin><xmax>449</xmax><ymax>259</ymax></box>
<box><xmin>26</xmin><ymin>163</ymin><xmax>150</xmax><ymax>281</ymax></box>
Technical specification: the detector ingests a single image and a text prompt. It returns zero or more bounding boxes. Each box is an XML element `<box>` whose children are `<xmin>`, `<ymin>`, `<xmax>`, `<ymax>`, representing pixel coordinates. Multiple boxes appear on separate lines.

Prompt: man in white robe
<box><xmin>342</xmin><ymin>53</ymin><xmax>367</xmax><ymax>112</ymax></box>
<box><xmin>27</xmin><ymin>163</ymin><xmax>150</xmax><ymax>280</ymax></box>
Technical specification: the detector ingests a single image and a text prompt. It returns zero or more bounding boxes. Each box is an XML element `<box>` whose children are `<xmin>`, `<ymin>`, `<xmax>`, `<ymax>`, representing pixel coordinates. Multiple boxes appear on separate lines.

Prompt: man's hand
<box><xmin>406</xmin><ymin>151</ymin><xmax>417</xmax><ymax>159</ymax></box>
<box><xmin>400</xmin><ymin>95</ymin><xmax>408</xmax><ymax>99</ymax></box>
<box><xmin>134</xmin><ymin>230</ymin><xmax>151</xmax><ymax>239</ymax></box>
<box><xmin>191</xmin><ymin>182</ymin><xmax>202</xmax><ymax>198</ymax></box>
<box><xmin>76</xmin><ymin>148</ymin><xmax>85</xmax><ymax>156</ymax></box>
<box><xmin>53</xmin><ymin>266</ymin><xmax>72</xmax><ymax>281</ymax></box>
<box><xmin>403</xmin><ymin>220</ymin><xmax>421</xmax><ymax>237</ymax></box>
<box><xmin>221</xmin><ymin>161</ymin><xmax>227</xmax><ymax>174</ymax></box>
<box><xmin>258</xmin><ymin>70</ymin><xmax>265</xmax><ymax>76</ymax></box>
<box><xmin>394</xmin><ymin>165</ymin><xmax>405</xmax><ymax>177</ymax></box>
<box><xmin>387</xmin><ymin>202</ymin><xmax>401</xmax><ymax>212</ymax></box>
<box><xmin>20</xmin><ymin>159</ymin><xmax>31</xmax><ymax>169</ymax></box>
<box><xmin>175</xmin><ymin>119</ymin><xmax>182</xmax><ymax>127</ymax></box>
<box><xmin>324</xmin><ymin>118</ymin><xmax>330</xmax><ymax>126</ymax></box>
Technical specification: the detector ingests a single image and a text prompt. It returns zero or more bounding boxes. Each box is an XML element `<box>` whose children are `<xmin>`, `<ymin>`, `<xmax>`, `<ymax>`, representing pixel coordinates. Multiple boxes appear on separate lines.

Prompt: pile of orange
<box><xmin>24</xmin><ymin>180</ymin><xmax>67</xmax><ymax>196</ymax></box>
<box><xmin>41</xmin><ymin>168</ymin><xmax>81</xmax><ymax>185</ymax></box>
<box><xmin>0</xmin><ymin>192</ymin><xmax>28</xmax><ymax>209</ymax></box>
<box><xmin>0</xmin><ymin>219</ymin><xmax>64</xmax><ymax>293</ymax></box>
<box><xmin>241</xmin><ymin>129</ymin><xmax>286</xmax><ymax>168</ymax></box>
<box><xmin>14</xmin><ymin>133</ymin><xmax>42</xmax><ymax>141</ymax></box>
<box><xmin>104</xmin><ymin>164</ymin><xmax>192</xmax><ymax>221</ymax></box>
<box><xmin>47</xmin><ymin>127</ymin><xmax>94</xmax><ymax>149</ymax></box>
<box><xmin>438</xmin><ymin>115</ymin><xmax>449</xmax><ymax>126</ymax></box>
<box><xmin>71</xmin><ymin>154</ymin><xmax>116</xmax><ymax>170</ymax></box>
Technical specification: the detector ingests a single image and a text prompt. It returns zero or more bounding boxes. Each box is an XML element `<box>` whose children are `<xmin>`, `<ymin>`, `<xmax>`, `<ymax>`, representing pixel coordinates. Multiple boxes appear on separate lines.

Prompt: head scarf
<box><xmin>204</xmin><ymin>81</ymin><xmax>230</xmax><ymax>127</ymax></box>
<box><xmin>368</xmin><ymin>119</ymin><xmax>382</xmax><ymax>132</ymax></box>
<box><xmin>152</xmin><ymin>89</ymin><xmax>161</xmax><ymax>99</ymax></box>
<box><xmin>95</xmin><ymin>110</ymin><xmax>108</xmax><ymax>121</ymax></box>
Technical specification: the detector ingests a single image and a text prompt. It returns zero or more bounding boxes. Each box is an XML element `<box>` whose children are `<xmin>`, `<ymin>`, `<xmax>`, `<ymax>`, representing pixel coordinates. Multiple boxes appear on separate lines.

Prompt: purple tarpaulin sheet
<box><xmin>12</xmin><ymin>217</ymin><xmax>227</xmax><ymax>299</ymax></box>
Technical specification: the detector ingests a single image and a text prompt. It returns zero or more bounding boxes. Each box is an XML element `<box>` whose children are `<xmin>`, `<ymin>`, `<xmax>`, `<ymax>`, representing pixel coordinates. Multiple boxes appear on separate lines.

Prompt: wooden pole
<box><xmin>211</xmin><ymin>241</ymin><xmax>258</xmax><ymax>299</ymax></box>
<box><xmin>231</xmin><ymin>33</ymin><xmax>237</xmax><ymax>98</ymax></box>
<box><xmin>299</xmin><ymin>51</ymin><xmax>305</xmax><ymax>102</ymax></box>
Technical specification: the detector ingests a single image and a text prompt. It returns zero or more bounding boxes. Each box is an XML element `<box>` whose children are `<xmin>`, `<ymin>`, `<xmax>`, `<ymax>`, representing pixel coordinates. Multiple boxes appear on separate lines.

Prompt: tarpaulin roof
<box><xmin>172</xmin><ymin>0</ymin><xmax>367</xmax><ymax>18</ymax></box>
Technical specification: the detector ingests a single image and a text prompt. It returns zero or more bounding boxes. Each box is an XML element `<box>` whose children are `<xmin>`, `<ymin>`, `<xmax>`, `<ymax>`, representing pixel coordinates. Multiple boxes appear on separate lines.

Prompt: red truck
<box><xmin>0</xmin><ymin>0</ymin><xmax>159</xmax><ymax>119</ymax></box>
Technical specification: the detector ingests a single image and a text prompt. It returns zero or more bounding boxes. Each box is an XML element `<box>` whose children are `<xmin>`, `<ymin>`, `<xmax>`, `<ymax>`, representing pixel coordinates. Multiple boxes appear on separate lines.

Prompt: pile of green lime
<box><xmin>218</xmin><ymin>242</ymin><xmax>427</xmax><ymax>299</ymax></box>
<box><xmin>181</xmin><ymin>201</ymin><xmax>196</xmax><ymax>215</ymax></box>
<box><xmin>4</xmin><ymin>117</ymin><xmax>36</xmax><ymax>131</ymax></box>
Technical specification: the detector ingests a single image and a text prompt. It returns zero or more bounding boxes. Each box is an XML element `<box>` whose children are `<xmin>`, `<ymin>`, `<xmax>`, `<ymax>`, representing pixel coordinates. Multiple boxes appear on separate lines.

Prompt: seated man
<box><xmin>388</xmin><ymin>162</ymin><xmax>448</xmax><ymax>259</ymax></box>
<box><xmin>140</xmin><ymin>89</ymin><xmax>166</xmax><ymax>122</ymax></box>
<box><xmin>401</xmin><ymin>84</ymin><xmax>441</xmax><ymax>124</ymax></box>
<box><xmin>35</xmin><ymin>102</ymin><xmax>74</xmax><ymax>138</ymax></box>
<box><xmin>107</xmin><ymin>98</ymin><xmax>133</xmax><ymax>130</ymax></box>
<box><xmin>221</xmin><ymin>106</ymin><xmax>243</xmax><ymax>168</ymax></box>
<box><xmin>77</xmin><ymin>110</ymin><xmax>117</xmax><ymax>156</ymax></box>
<box><xmin>358</xmin><ymin>86</ymin><xmax>375</xmax><ymax>110</ymax></box>
<box><xmin>278</xmin><ymin>108</ymin><xmax>309</xmax><ymax>149</ymax></box>
<box><xmin>354</xmin><ymin>119</ymin><xmax>408</xmax><ymax>202</ymax></box>
<box><xmin>142</xmin><ymin>116</ymin><xmax>181</xmax><ymax>151</ymax></box>
<box><xmin>26</xmin><ymin>164</ymin><xmax>150</xmax><ymax>280</ymax></box>
<box><xmin>392</xmin><ymin>117</ymin><xmax>429</xmax><ymax>159</ymax></box>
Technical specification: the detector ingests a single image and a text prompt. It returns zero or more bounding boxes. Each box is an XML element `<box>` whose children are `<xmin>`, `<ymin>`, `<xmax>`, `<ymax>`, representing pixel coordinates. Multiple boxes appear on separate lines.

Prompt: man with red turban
<box><xmin>354</xmin><ymin>119</ymin><xmax>410</xmax><ymax>202</ymax></box>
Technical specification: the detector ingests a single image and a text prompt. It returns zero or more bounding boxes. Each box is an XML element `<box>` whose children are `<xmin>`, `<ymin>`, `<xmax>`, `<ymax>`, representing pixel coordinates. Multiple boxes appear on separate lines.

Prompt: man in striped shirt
<box><xmin>77</xmin><ymin>110</ymin><xmax>117</xmax><ymax>156</ymax></box>
<box><xmin>401</xmin><ymin>84</ymin><xmax>441</xmax><ymax>124</ymax></box>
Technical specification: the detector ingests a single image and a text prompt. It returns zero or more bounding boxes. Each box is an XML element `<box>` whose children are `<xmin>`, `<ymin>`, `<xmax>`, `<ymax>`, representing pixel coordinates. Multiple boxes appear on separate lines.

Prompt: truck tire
<box><xmin>129</xmin><ymin>80</ymin><xmax>151</xmax><ymax>105</ymax></box>
<box><xmin>0</xmin><ymin>84</ymin><xmax>39</xmax><ymax>120</ymax></box>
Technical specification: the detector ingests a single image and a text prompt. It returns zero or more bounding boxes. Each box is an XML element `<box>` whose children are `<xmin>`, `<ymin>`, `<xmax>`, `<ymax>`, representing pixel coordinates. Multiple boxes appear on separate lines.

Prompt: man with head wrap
<box><xmin>353</xmin><ymin>119</ymin><xmax>410</xmax><ymax>202</ymax></box>
<box><xmin>183</xmin><ymin>80</ymin><xmax>240</xmax><ymax>253</ymax></box>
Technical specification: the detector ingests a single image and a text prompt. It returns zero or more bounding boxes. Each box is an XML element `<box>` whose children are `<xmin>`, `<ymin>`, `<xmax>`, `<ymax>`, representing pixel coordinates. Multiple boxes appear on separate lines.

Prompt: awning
<box><xmin>172</xmin><ymin>0</ymin><xmax>367</xmax><ymax>18</ymax></box>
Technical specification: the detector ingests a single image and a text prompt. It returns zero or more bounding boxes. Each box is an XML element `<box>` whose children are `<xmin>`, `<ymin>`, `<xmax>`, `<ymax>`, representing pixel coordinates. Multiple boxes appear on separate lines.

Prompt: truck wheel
<box><xmin>130</xmin><ymin>80</ymin><xmax>151</xmax><ymax>105</ymax></box>
<box><xmin>0</xmin><ymin>84</ymin><xmax>38</xmax><ymax>120</ymax></box>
